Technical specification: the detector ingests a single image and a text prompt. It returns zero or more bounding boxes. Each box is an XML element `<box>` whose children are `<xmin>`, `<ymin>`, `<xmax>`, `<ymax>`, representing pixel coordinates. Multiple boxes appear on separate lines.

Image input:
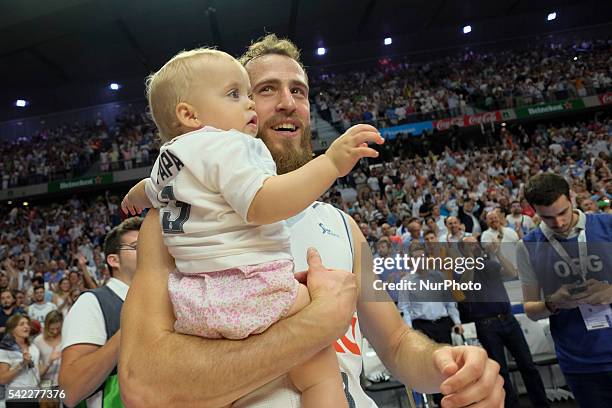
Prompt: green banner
<box><xmin>48</xmin><ymin>173</ymin><xmax>113</xmax><ymax>193</ymax></box>
<box><xmin>515</xmin><ymin>99</ymin><xmax>585</xmax><ymax>118</ymax></box>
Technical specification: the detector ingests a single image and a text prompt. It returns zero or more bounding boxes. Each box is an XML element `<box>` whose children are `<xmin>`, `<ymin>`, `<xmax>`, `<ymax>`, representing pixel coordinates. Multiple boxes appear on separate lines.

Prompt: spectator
<box><xmin>0</xmin><ymin>291</ymin><xmax>24</xmax><ymax>336</ymax></box>
<box><xmin>457</xmin><ymin>197</ymin><xmax>484</xmax><ymax>237</ymax></box>
<box><xmin>519</xmin><ymin>173</ymin><xmax>612</xmax><ymax>407</ymax></box>
<box><xmin>398</xmin><ymin>244</ymin><xmax>463</xmax><ymax>407</ymax></box>
<box><xmin>59</xmin><ymin>217</ymin><xmax>142</xmax><ymax>408</ymax></box>
<box><xmin>33</xmin><ymin>311</ymin><xmax>63</xmax><ymax>403</ymax></box>
<box><xmin>0</xmin><ymin>314</ymin><xmax>42</xmax><ymax>408</ymax></box>
<box><xmin>506</xmin><ymin>200</ymin><xmax>536</xmax><ymax>238</ymax></box>
<box><xmin>480</xmin><ymin>211</ymin><xmax>520</xmax><ymax>272</ymax></box>
<box><xmin>52</xmin><ymin>279</ymin><xmax>72</xmax><ymax>316</ymax></box>
<box><xmin>27</xmin><ymin>287</ymin><xmax>57</xmax><ymax>329</ymax></box>
<box><xmin>441</xmin><ymin>216</ymin><xmax>469</xmax><ymax>242</ymax></box>
<box><xmin>456</xmin><ymin>237</ymin><xmax>549</xmax><ymax>408</ymax></box>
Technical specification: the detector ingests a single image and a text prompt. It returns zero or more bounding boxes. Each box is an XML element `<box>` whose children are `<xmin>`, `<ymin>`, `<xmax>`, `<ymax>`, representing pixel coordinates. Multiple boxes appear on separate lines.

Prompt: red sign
<box><xmin>433</xmin><ymin>116</ymin><xmax>464</xmax><ymax>131</ymax></box>
<box><xmin>599</xmin><ymin>92</ymin><xmax>612</xmax><ymax>105</ymax></box>
<box><xmin>433</xmin><ymin>111</ymin><xmax>502</xmax><ymax>131</ymax></box>
<box><xmin>465</xmin><ymin>111</ymin><xmax>501</xmax><ymax>126</ymax></box>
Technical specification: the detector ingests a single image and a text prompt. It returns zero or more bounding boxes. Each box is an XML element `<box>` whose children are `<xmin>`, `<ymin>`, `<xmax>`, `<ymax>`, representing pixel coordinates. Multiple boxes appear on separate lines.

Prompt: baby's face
<box><xmin>188</xmin><ymin>57</ymin><xmax>258</xmax><ymax>136</ymax></box>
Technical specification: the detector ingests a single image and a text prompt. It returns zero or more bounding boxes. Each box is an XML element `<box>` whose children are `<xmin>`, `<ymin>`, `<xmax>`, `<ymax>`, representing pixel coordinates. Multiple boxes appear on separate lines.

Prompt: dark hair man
<box><xmin>519</xmin><ymin>173</ymin><xmax>612</xmax><ymax>407</ymax></box>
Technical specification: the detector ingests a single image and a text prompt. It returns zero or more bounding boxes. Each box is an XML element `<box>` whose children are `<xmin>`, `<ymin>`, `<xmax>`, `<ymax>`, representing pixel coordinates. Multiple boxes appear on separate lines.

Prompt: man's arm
<box><xmin>518</xmin><ymin>243</ymin><xmax>579</xmax><ymax>321</ymax></box>
<box><xmin>119</xmin><ymin>210</ymin><xmax>357</xmax><ymax>408</ymax></box>
<box><xmin>59</xmin><ymin>333</ymin><xmax>121</xmax><ymax>407</ymax></box>
<box><xmin>489</xmin><ymin>243</ymin><xmax>518</xmax><ymax>279</ymax></box>
<box><xmin>75</xmin><ymin>254</ymin><xmax>97</xmax><ymax>289</ymax></box>
<box><xmin>350</xmin><ymin>217</ymin><xmax>504</xmax><ymax>407</ymax></box>
<box><xmin>522</xmin><ymin>284</ymin><xmax>555</xmax><ymax>321</ymax></box>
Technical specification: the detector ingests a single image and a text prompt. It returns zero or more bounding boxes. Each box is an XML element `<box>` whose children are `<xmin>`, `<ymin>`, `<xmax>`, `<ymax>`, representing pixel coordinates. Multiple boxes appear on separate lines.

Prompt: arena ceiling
<box><xmin>1</xmin><ymin>0</ymin><xmax>610</xmax><ymax>121</ymax></box>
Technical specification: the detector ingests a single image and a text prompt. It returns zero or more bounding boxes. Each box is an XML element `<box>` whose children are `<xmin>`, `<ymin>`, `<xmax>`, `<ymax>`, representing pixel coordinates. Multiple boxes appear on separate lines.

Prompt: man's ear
<box><xmin>106</xmin><ymin>254</ymin><xmax>120</xmax><ymax>270</ymax></box>
<box><xmin>175</xmin><ymin>102</ymin><xmax>201</xmax><ymax>129</ymax></box>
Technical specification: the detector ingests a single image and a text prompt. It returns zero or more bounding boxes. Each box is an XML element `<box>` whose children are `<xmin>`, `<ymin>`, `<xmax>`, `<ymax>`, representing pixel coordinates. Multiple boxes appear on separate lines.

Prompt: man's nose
<box><xmin>276</xmin><ymin>88</ymin><xmax>297</xmax><ymax>112</ymax></box>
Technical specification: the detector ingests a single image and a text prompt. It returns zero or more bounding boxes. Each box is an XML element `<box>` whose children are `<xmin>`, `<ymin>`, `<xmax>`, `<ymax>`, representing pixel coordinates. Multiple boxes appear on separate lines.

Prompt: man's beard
<box><xmin>257</xmin><ymin>120</ymin><xmax>313</xmax><ymax>175</ymax></box>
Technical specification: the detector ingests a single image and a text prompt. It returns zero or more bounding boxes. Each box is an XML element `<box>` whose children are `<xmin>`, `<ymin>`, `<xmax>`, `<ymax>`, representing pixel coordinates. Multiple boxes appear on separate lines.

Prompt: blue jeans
<box><xmin>564</xmin><ymin>371</ymin><xmax>612</xmax><ymax>408</ymax></box>
<box><xmin>475</xmin><ymin>314</ymin><xmax>549</xmax><ymax>408</ymax></box>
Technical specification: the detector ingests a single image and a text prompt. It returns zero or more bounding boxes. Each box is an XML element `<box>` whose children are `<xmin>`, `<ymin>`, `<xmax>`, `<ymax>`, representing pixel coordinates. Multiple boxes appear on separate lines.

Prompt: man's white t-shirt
<box><xmin>61</xmin><ymin>278</ymin><xmax>128</xmax><ymax>408</ymax></box>
<box><xmin>27</xmin><ymin>302</ymin><xmax>57</xmax><ymax>328</ymax></box>
<box><xmin>144</xmin><ymin>127</ymin><xmax>291</xmax><ymax>274</ymax></box>
<box><xmin>481</xmin><ymin>227</ymin><xmax>520</xmax><ymax>269</ymax></box>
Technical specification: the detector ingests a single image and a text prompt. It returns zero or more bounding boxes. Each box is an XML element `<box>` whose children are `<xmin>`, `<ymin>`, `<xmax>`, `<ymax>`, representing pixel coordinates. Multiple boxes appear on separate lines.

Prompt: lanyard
<box><xmin>544</xmin><ymin>228</ymin><xmax>588</xmax><ymax>281</ymax></box>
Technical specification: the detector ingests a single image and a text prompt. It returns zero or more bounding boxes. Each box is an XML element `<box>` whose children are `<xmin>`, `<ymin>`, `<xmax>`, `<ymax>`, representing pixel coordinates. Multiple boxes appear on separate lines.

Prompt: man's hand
<box><xmin>74</xmin><ymin>253</ymin><xmax>88</xmax><ymax>268</ymax></box>
<box><xmin>573</xmin><ymin>279</ymin><xmax>612</xmax><ymax>305</ymax></box>
<box><xmin>325</xmin><ymin>124</ymin><xmax>384</xmax><ymax>177</ymax></box>
<box><xmin>22</xmin><ymin>351</ymin><xmax>32</xmax><ymax>368</ymax></box>
<box><xmin>433</xmin><ymin>346</ymin><xmax>504</xmax><ymax>408</ymax></box>
<box><xmin>294</xmin><ymin>248</ymin><xmax>358</xmax><ymax>338</ymax></box>
<box><xmin>550</xmin><ymin>284</ymin><xmax>580</xmax><ymax>309</ymax></box>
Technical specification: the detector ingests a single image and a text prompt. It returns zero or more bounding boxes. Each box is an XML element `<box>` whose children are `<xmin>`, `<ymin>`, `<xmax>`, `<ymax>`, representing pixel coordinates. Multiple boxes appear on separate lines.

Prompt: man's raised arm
<box><xmin>119</xmin><ymin>210</ymin><xmax>357</xmax><ymax>408</ymax></box>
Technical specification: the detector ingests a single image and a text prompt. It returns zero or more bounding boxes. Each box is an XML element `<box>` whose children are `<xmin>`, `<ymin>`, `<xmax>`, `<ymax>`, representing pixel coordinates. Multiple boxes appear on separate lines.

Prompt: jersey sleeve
<box><xmin>145</xmin><ymin>157</ymin><xmax>164</xmax><ymax>208</ymax></box>
<box><xmin>171</xmin><ymin>130</ymin><xmax>277</xmax><ymax>222</ymax></box>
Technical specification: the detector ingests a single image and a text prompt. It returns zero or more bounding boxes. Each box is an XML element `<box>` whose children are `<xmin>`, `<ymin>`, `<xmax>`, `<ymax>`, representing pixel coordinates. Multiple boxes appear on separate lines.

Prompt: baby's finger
<box><xmin>351</xmin><ymin>131</ymin><xmax>384</xmax><ymax>146</ymax></box>
<box><xmin>354</xmin><ymin>147</ymin><xmax>380</xmax><ymax>158</ymax></box>
<box><xmin>345</xmin><ymin>124</ymin><xmax>379</xmax><ymax>136</ymax></box>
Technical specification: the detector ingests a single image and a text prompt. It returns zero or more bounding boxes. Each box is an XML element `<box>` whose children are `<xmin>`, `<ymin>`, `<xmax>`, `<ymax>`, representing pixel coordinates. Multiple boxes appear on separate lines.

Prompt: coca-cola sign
<box><xmin>465</xmin><ymin>111</ymin><xmax>502</xmax><ymax>126</ymax></box>
<box><xmin>433</xmin><ymin>116</ymin><xmax>464</xmax><ymax>131</ymax></box>
<box><xmin>599</xmin><ymin>92</ymin><xmax>612</xmax><ymax>105</ymax></box>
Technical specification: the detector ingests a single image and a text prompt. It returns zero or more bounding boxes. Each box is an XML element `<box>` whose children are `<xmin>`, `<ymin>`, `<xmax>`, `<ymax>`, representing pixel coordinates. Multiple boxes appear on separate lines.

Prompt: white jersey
<box><xmin>233</xmin><ymin>202</ymin><xmax>377</xmax><ymax>408</ymax></box>
<box><xmin>144</xmin><ymin>127</ymin><xmax>291</xmax><ymax>274</ymax></box>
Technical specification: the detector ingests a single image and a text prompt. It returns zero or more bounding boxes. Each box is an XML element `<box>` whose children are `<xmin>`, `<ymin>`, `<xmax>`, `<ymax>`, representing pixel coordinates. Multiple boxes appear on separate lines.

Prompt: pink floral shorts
<box><xmin>168</xmin><ymin>259</ymin><xmax>298</xmax><ymax>339</ymax></box>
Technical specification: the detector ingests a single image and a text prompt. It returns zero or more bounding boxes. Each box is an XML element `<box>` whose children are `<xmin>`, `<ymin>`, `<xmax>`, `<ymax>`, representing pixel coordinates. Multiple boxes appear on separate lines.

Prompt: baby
<box><xmin>122</xmin><ymin>48</ymin><xmax>383</xmax><ymax>407</ymax></box>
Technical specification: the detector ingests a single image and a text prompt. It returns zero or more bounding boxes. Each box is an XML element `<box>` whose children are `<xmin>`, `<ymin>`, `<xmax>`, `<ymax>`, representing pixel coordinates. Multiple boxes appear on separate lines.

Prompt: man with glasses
<box><xmin>59</xmin><ymin>217</ymin><xmax>142</xmax><ymax>408</ymax></box>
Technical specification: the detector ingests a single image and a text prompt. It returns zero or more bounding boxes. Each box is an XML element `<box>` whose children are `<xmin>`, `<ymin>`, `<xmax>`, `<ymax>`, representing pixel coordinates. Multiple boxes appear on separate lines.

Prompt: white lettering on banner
<box><xmin>527</xmin><ymin>104</ymin><xmax>564</xmax><ymax>115</ymax></box>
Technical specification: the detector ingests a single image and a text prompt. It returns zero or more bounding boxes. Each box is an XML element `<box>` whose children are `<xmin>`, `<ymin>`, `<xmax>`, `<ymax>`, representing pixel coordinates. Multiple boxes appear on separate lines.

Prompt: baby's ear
<box><xmin>175</xmin><ymin>102</ymin><xmax>201</xmax><ymax>129</ymax></box>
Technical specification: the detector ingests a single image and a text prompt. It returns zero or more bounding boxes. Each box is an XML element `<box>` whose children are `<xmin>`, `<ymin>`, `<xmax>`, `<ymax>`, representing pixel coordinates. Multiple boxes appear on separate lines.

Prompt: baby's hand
<box><xmin>121</xmin><ymin>185</ymin><xmax>149</xmax><ymax>216</ymax></box>
<box><xmin>325</xmin><ymin>124</ymin><xmax>384</xmax><ymax>177</ymax></box>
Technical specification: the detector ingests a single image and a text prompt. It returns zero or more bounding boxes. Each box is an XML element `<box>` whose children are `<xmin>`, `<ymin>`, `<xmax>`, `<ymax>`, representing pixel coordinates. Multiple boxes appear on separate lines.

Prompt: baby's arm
<box><xmin>247</xmin><ymin>124</ymin><xmax>383</xmax><ymax>224</ymax></box>
<box><xmin>121</xmin><ymin>179</ymin><xmax>153</xmax><ymax>215</ymax></box>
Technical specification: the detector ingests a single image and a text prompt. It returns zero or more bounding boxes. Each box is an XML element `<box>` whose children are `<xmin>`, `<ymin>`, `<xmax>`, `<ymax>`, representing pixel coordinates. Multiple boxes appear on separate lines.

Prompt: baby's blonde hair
<box><xmin>145</xmin><ymin>48</ymin><xmax>233</xmax><ymax>143</ymax></box>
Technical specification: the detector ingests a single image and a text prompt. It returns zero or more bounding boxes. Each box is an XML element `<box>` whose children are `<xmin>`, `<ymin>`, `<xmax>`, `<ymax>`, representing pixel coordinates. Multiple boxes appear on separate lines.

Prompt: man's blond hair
<box><xmin>238</xmin><ymin>34</ymin><xmax>305</xmax><ymax>76</ymax></box>
<box><xmin>145</xmin><ymin>48</ymin><xmax>232</xmax><ymax>143</ymax></box>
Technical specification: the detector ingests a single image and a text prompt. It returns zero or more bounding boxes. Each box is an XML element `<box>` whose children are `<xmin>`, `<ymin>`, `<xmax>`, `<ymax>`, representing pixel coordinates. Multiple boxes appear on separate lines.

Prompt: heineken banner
<box><xmin>48</xmin><ymin>173</ymin><xmax>113</xmax><ymax>193</ymax></box>
<box><xmin>514</xmin><ymin>99</ymin><xmax>586</xmax><ymax>119</ymax></box>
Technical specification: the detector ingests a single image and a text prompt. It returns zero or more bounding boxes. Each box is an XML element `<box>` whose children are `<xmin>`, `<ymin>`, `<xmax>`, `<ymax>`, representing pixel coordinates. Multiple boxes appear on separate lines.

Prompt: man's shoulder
<box><xmin>66</xmin><ymin>292</ymin><xmax>101</xmax><ymax>316</ymax></box>
<box><xmin>587</xmin><ymin>212</ymin><xmax>612</xmax><ymax>224</ymax></box>
<box><xmin>480</xmin><ymin>229</ymin><xmax>494</xmax><ymax>240</ymax></box>
<box><xmin>522</xmin><ymin>226</ymin><xmax>545</xmax><ymax>243</ymax></box>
